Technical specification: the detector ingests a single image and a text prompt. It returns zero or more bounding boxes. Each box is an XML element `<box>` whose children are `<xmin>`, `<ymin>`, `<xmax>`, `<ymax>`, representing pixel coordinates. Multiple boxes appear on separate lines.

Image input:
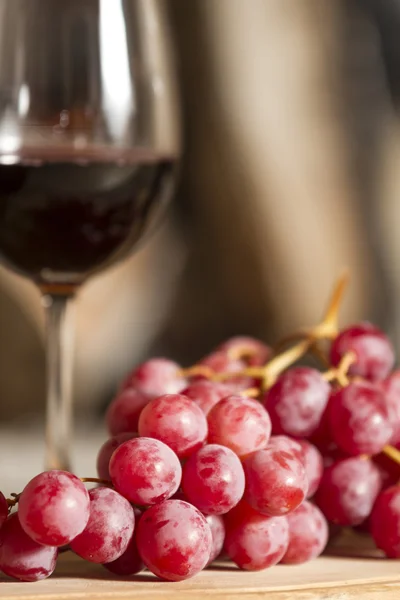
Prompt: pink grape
<box><xmin>122</xmin><ymin>358</ymin><xmax>186</xmax><ymax>397</ymax></box>
<box><xmin>109</xmin><ymin>437</ymin><xmax>181</xmax><ymax>505</ymax></box>
<box><xmin>18</xmin><ymin>470</ymin><xmax>90</xmax><ymax>546</ymax></box>
<box><xmin>224</xmin><ymin>500</ymin><xmax>289</xmax><ymax>570</ymax></box>
<box><xmin>268</xmin><ymin>435</ymin><xmax>303</xmax><ymax>459</ymax></box>
<box><xmin>0</xmin><ymin>491</ymin><xmax>8</xmax><ymax>529</ymax></box>
<box><xmin>268</xmin><ymin>436</ymin><xmax>323</xmax><ymax>498</ymax></box>
<box><xmin>70</xmin><ymin>487</ymin><xmax>134</xmax><ymax>563</ymax></box>
<box><xmin>281</xmin><ymin>501</ymin><xmax>328</xmax><ymax>564</ymax></box>
<box><xmin>136</xmin><ymin>499</ymin><xmax>212</xmax><ymax>581</ymax></box>
<box><xmin>207</xmin><ymin>395</ymin><xmax>271</xmax><ymax>458</ymax></box>
<box><xmin>182</xmin><ymin>380</ymin><xmax>232</xmax><ymax>416</ymax></box>
<box><xmin>382</xmin><ymin>370</ymin><xmax>400</xmax><ymax>445</ymax></box>
<box><xmin>199</xmin><ymin>351</ymin><xmax>244</xmax><ymax>374</ymax></box>
<box><xmin>329</xmin><ymin>381</ymin><xmax>392</xmax><ymax>455</ymax></box>
<box><xmin>263</xmin><ymin>367</ymin><xmax>330</xmax><ymax>438</ymax></box>
<box><xmin>106</xmin><ymin>389</ymin><xmax>150</xmax><ymax>435</ymax></box>
<box><xmin>0</xmin><ymin>513</ymin><xmax>57</xmax><ymax>581</ymax></box>
<box><xmin>243</xmin><ymin>448</ymin><xmax>307</xmax><ymax>516</ymax></box>
<box><xmin>138</xmin><ymin>394</ymin><xmax>208</xmax><ymax>459</ymax></box>
<box><xmin>315</xmin><ymin>457</ymin><xmax>381</xmax><ymax>526</ymax></box>
<box><xmin>218</xmin><ymin>336</ymin><xmax>270</xmax><ymax>365</ymax></box>
<box><xmin>206</xmin><ymin>514</ymin><xmax>225</xmax><ymax>564</ymax></box>
<box><xmin>182</xmin><ymin>444</ymin><xmax>245</xmax><ymax>515</ymax></box>
<box><xmin>297</xmin><ymin>440</ymin><xmax>324</xmax><ymax>498</ymax></box>
<box><xmin>370</xmin><ymin>486</ymin><xmax>400</xmax><ymax>557</ymax></box>
<box><xmin>198</xmin><ymin>352</ymin><xmax>253</xmax><ymax>392</ymax></box>
<box><xmin>104</xmin><ymin>507</ymin><xmax>144</xmax><ymax>576</ymax></box>
<box><xmin>97</xmin><ymin>433</ymin><xmax>136</xmax><ymax>480</ymax></box>
<box><xmin>330</xmin><ymin>323</ymin><xmax>394</xmax><ymax>382</ymax></box>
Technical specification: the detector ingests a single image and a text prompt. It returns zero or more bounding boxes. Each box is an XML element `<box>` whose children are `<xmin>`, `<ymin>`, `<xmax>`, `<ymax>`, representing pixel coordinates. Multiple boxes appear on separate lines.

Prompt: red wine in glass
<box><xmin>0</xmin><ymin>153</ymin><xmax>176</xmax><ymax>292</ymax></box>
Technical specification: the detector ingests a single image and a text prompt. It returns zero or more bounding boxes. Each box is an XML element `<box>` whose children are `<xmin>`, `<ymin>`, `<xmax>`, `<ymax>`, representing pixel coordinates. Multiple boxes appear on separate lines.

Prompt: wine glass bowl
<box><xmin>0</xmin><ymin>0</ymin><xmax>179</xmax><ymax>290</ymax></box>
<box><xmin>0</xmin><ymin>0</ymin><xmax>180</xmax><ymax>469</ymax></box>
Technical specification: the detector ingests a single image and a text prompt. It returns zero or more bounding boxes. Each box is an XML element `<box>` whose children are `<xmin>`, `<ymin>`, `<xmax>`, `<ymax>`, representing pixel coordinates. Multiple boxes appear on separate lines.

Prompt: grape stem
<box><xmin>322</xmin><ymin>352</ymin><xmax>356</xmax><ymax>386</ymax></box>
<box><xmin>177</xmin><ymin>365</ymin><xmax>217</xmax><ymax>379</ymax></box>
<box><xmin>179</xmin><ymin>273</ymin><xmax>349</xmax><ymax>391</ymax></box>
<box><xmin>80</xmin><ymin>477</ymin><xmax>112</xmax><ymax>486</ymax></box>
<box><xmin>382</xmin><ymin>445</ymin><xmax>400</xmax><ymax>466</ymax></box>
<box><xmin>273</xmin><ymin>272</ymin><xmax>349</xmax><ymax>352</ymax></box>
<box><xmin>6</xmin><ymin>493</ymin><xmax>21</xmax><ymax>508</ymax></box>
<box><xmin>226</xmin><ymin>346</ymin><xmax>258</xmax><ymax>361</ymax></box>
<box><xmin>260</xmin><ymin>339</ymin><xmax>311</xmax><ymax>389</ymax></box>
<box><xmin>240</xmin><ymin>387</ymin><xmax>260</xmax><ymax>398</ymax></box>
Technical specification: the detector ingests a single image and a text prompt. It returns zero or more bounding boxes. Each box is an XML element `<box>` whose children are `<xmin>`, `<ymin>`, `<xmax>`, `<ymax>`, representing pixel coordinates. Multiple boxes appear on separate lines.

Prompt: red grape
<box><xmin>207</xmin><ymin>395</ymin><xmax>271</xmax><ymax>458</ymax></box>
<box><xmin>138</xmin><ymin>394</ymin><xmax>208</xmax><ymax>459</ymax></box>
<box><xmin>382</xmin><ymin>370</ymin><xmax>400</xmax><ymax>445</ymax></box>
<box><xmin>104</xmin><ymin>507</ymin><xmax>144</xmax><ymax>576</ymax></box>
<box><xmin>268</xmin><ymin>437</ymin><xmax>323</xmax><ymax>498</ymax></box>
<box><xmin>281</xmin><ymin>501</ymin><xmax>328</xmax><ymax>564</ymax></box>
<box><xmin>0</xmin><ymin>513</ymin><xmax>57</xmax><ymax>581</ymax></box>
<box><xmin>182</xmin><ymin>380</ymin><xmax>232</xmax><ymax>416</ymax></box>
<box><xmin>206</xmin><ymin>514</ymin><xmax>225</xmax><ymax>564</ymax></box>
<box><xmin>136</xmin><ymin>499</ymin><xmax>212</xmax><ymax>581</ymax></box>
<box><xmin>243</xmin><ymin>448</ymin><xmax>307</xmax><ymax>516</ymax></box>
<box><xmin>297</xmin><ymin>440</ymin><xmax>324</xmax><ymax>498</ymax></box>
<box><xmin>330</xmin><ymin>323</ymin><xmax>394</xmax><ymax>382</ymax></box>
<box><xmin>199</xmin><ymin>351</ymin><xmax>244</xmax><ymax>374</ymax></box>
<box><xmin>198</xmin><ymin>352</ymin><xmax>253</xmax><ymax>392</ymax></box>
<box><xmin>370</xmin><ymin>486</ymin><xmax>400</xmax><ymax>557</ymax></box>
<box><xmin>182</xmin><ymin>444</ymin><xmax>245</xmax><ymax>515</ymax></box>
<box><xmin>268</xmin><ymin>435</ymin><xmax>303</xmax><ymax>459</ymax></box>
<box><xmin>0</xmin><ymin>491</ymin><xmax>8</xmax><ymax>529</ymax></box>
<box><xmin>70</xmin><ymin>487</ymin><xmax>134</xmax><ymax>563</ymax></box>
<box><xmin>106</xmin><ymin>389</ymin><xmax>150</xmax><ymax>436</ymax></box>
<box><xmin>329</xmin><ymin>381</ymin><xmax>392</xmax><ymax>455</ymax></box>
<box><xmin>315</xmin><ymin>456</ymin><xmax>381</xmax><ymax>526</ymax></box>
<box><xmin>217</xmin><ymin>336</ymin><xmax>270</xmax><ymax>366</ymax></box>
<box><xmin>97</xmin><ymin>433</ymin><xmax>136</xmax><ymax>480</ymax></box>
<box><xmin>122</xmin><ymin>358</ymin><xmax>186</xmax><ymax>397</ymax></box>
<box><xmin>224</xmin><ymin>500</ymin><xmax>289</xmax><ymax>571</ymax></box>
<box><xmin>263</xmin><ymin>367</ymin><xmax>330</xmax><ymax>438</ymax></box>
<box><xmin>109</xmin><ymin>437</ymin><xmax>181</xmax><ymax>505</ymax></box>
<box><xmin>18</xmin><ymin>470</ymin><xmax>90</xmax><ymax>547</ymax></box>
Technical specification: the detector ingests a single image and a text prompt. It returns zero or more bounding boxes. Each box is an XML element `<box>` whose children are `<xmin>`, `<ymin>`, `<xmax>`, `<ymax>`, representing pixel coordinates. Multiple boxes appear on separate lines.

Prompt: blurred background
<box><xmin>1</xmin><ymin>0</ymin><xmax>400</xmax><ymax>465</ymax></box>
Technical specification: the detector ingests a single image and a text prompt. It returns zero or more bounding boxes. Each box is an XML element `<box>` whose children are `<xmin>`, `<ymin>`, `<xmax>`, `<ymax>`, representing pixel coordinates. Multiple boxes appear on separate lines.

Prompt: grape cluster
<box><xmin>2</xmin><ymin>282</ymin><xmax>400</xmax><ymax>583</ymax></box>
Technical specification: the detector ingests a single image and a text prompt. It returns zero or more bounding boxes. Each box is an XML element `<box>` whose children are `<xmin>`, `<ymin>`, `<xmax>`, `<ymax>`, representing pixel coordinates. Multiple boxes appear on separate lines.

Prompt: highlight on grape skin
<box><xmin>2</xmin><ymin>277</ymin><xmax>400</xmax><ymax>584</ymax></box>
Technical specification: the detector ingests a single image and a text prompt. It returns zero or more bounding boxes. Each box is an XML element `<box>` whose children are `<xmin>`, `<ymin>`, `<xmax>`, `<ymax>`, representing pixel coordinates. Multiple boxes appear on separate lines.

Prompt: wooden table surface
<box><xmin>2</xmin><ymin>545</ymin><xmax>400</xmax><ymax>600</ymax></box>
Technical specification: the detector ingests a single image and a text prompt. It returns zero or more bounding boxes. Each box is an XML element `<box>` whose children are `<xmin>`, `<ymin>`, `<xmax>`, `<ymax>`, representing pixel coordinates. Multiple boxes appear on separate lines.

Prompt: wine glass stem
<box><xmin>43</xmin><ymin>293</ymin><xmax>75</xmax><ymax>472</ymax></box>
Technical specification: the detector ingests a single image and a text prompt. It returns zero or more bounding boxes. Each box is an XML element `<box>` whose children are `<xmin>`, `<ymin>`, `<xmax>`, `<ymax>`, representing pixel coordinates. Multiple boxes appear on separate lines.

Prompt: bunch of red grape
<box><xmin>2</xmin><ymin>310</ymin><xmax>400</xmax><ymax>583</ymax></box>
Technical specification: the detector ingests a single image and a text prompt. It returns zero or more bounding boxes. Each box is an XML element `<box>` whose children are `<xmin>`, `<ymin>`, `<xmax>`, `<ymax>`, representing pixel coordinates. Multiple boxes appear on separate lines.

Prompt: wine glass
<box><xmin>0</xmin><ymin>0</ymin><xmax>180</xmax><ymax>471</ymax></box>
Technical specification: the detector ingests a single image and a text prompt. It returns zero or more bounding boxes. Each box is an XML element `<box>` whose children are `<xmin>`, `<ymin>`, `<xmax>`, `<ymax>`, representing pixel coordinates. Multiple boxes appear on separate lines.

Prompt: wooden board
<box><xmin>2</xmin><ymin>544</ymin><xmax>400</xmax><ymax>600</ymax></box>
